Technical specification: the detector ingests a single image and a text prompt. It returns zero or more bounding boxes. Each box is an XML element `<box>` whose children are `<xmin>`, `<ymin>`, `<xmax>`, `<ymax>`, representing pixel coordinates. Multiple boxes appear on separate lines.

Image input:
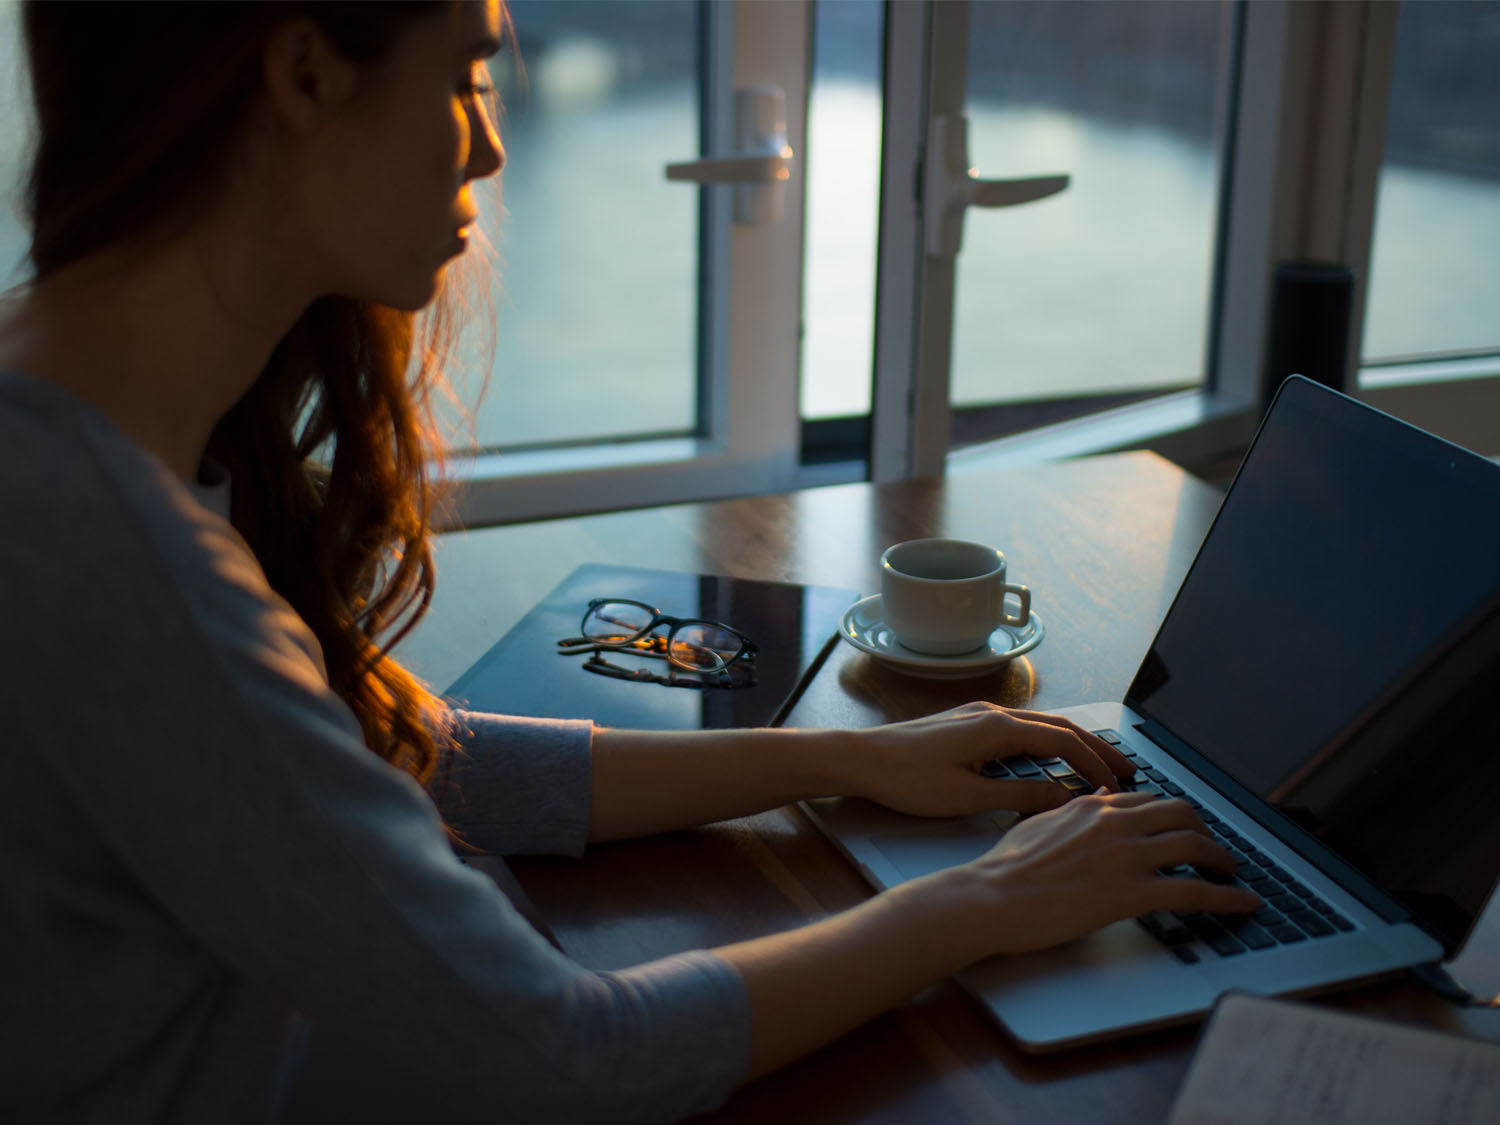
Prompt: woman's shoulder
<box><xmin>0</xmin><ymin>370</ymin><xmax>316</xmax><ymax>668</ymax></box>
<box><xmin>1</xmin><ymin>371</ymin><xmax>233</xmax><ymax>547</ymax></box>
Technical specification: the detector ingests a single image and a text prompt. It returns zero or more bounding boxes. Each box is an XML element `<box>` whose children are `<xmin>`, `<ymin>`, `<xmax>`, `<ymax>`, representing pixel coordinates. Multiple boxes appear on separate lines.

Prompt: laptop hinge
<box><xmin>1134</xmin><ymin>718</ymin><xmax>1429</xmax><ymax>935</ymax></box>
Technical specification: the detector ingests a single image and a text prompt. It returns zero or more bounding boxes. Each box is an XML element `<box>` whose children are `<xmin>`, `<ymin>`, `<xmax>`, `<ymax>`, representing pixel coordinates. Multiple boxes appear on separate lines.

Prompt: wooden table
<box><xmin>400</xmin><ymin>451</ymin><xmax>1500</xmax><ymax>1123</ymax></box>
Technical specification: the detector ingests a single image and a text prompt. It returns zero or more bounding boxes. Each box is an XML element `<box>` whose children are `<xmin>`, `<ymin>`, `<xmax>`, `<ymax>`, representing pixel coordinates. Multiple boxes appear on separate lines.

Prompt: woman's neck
<box><xmin>0</xmin><ymin>218</ymin><xmax>315</xmax><ymax>482</ymax></box>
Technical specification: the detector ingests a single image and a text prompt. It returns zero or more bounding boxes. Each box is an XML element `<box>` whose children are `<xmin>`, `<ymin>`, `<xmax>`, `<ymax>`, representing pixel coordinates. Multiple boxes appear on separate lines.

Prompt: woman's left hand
<box><xmin>844</xmin><ymin>702</ymin><xmax>1136</xmax><ymax>817</ymax></box>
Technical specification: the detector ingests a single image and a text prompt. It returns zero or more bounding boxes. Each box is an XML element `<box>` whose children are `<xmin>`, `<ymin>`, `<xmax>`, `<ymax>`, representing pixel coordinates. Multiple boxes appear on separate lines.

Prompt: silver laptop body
<box><xmin>805</xmin><ymin>378</ymin><xmax>1500</xmax><ymax>1051</ymax></box>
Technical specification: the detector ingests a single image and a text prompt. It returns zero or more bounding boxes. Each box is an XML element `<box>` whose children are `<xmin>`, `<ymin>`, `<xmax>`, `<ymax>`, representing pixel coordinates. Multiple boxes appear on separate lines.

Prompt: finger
<box><xmin>983</xmin><ymin>778</ymin><xmax>1071</xmax><ymax>814</ymax></box>
<box><xmin>1004</xmin><ymin>718</ymin><xmax>1122</xmax><ymax>793</ymax></box>
<box><xmin>1149</xmin><ymin>874</ymin><xmax>1261</xmax><ymax>916</ymax></box>
<box><xmin>1105</xmin><ymin>795</ymin><xmax>1214</xmax><ymax>837</ymax></box>
<box><xmin>1010</xmin><ymin>710</ymin><xmax>1136</xmax><ymax>779</ymax></box>
<box><xmin>1137</xmin><ymin>828</ymin><xmax>1240</xmax><ymax>874</ymax></box>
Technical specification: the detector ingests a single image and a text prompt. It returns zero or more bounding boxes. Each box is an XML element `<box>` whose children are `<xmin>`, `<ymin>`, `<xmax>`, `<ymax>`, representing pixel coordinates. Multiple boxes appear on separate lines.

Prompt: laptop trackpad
<box><xmin>870</xmin><ymin>813</ymin><xmax>1017</xmax><ymax>881</ymax></box>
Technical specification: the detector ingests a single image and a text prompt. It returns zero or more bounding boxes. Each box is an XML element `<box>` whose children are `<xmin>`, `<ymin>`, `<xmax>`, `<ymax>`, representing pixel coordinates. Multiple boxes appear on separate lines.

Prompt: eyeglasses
<box><xmin>556</xmin><ymin>598</ymin><xmax>759</xmax><ymax>689</ymax></box>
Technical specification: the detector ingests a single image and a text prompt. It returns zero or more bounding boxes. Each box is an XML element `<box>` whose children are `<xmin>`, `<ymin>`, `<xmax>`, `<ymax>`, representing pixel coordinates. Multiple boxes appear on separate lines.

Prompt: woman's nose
<box><xmin>467</xmin><ymin>102</ymin><xmax>504</xmax><ymax>181</ymax></box>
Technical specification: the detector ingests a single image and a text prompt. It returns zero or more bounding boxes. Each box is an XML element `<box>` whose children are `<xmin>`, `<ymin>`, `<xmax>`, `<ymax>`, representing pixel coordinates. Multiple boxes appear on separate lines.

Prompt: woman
<box><xmin>0</xmin><ymin>2</ymin><xmax>1256</xmax><ymax>1121</ymax></box>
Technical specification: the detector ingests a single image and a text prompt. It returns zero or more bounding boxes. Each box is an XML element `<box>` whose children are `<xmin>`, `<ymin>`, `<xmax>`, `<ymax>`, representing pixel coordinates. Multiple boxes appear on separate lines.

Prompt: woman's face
<box><xmin>300</xmin><ymin>0</ymin><xmax>505</xmax><ymax>311</ymax></box>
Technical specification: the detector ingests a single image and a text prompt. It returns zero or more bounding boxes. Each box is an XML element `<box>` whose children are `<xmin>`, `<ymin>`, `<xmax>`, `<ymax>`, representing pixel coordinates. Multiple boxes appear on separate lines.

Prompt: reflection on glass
<box><xmin>1362</xmin><ymin>0</ymin><xmax>1500</xmax><ymax>365</ymax></box>
<box><xmin>951</xmin><ymin>0</ymin><xmax>1230</xmax><ymax>414</ymax></box>
<box><xmin>800</xmin><ymin>0</ymin><xmax>883</xmax><ymax>421</ymax></box>
<box><xmin>447</xmin><ymin>0</ymin><xmax>700</xmax><ymax>451</ymax></box>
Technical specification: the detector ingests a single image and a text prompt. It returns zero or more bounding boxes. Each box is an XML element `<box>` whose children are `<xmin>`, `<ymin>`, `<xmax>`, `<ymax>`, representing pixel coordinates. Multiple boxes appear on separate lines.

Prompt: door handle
<box><xmin>925</xmin><ymin>114</ymin><xmax>1069</xmax><ymax>258</ymax></box>
<box><xmin>666</xmin><ymin>86</ymin><xmax>793</xmax><ymax>225</ymax></box>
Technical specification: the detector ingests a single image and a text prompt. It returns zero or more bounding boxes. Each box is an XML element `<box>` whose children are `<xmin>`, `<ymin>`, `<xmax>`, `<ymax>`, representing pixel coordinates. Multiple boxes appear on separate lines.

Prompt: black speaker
<box><xmin>1262</xmin><ymin>259</ymin><xmax>1356</xmax><ymax>402</ymax></box>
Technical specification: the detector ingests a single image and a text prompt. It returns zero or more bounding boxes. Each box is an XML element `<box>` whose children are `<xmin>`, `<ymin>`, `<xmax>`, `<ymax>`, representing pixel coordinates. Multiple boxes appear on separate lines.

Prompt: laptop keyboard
<box><xmin>981</xmin><ymin>729</ymin><xmax>1355</xmax><ymax>964</ymax></box>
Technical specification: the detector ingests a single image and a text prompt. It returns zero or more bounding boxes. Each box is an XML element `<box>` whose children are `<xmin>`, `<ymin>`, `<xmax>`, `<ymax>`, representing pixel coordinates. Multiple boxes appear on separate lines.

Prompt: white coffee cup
<box><xmin>879</xmin><ymin>537</ymin><xmax>1031</xmax><ymax>656</ymax></box>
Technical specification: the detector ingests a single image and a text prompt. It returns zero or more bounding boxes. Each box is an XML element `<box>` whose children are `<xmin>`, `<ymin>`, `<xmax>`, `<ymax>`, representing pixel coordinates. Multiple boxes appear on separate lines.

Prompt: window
<box><xmin>461</xmin><ymin>0</ymin><xmax>701</xmax><ymax>450</ymax></box>
<box><xmin>4</xmin><ymin>1</ymin><xmax>1495</xmax><ymax>519</ymax></box>
<box><xmin>949</xmin><ymin>0</ymin><xmax>1234</xmax><ymax>444</ymax></box>
<box><xmin>1</xmin><ymin>0</ymin><xmax>28</xmax><ymax>289</ymax></box>
<box><xmin>1361</xmin><ymin>0</ymin><xmax>1500</xmax><ymax>371</ymax></box>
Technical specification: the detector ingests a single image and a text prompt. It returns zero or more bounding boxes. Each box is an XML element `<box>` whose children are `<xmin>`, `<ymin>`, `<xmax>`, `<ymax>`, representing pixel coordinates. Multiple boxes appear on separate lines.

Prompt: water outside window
<box><xmin>800</xmin><ymin>0</ymin><xmax>883</xmax><ymax>422</ymax></box>
<box><xmin>950</xmin><ymin>0</ymin><xmax>1231</xmax><ymax>414</ymax></box>
<box><xmin>0</xmin><ymin>0</ymin><xmax>27</xmax><ymax>290</ymax></box>
<box><xmin>1362</xmin><ymin>0</ymin><xmax>1500</xmax><ymax>367</ymax></box>
<box><xmin>454</xmin><ymin>0</ymin><xmax>700</xmax><ymax>451</ymax></box>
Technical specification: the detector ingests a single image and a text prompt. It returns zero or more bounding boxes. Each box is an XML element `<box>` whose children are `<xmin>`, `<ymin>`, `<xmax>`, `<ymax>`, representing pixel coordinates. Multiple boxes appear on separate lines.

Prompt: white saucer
<box><xmin>838</xmin><ymin>594</ymin><xmax>1045</xmax><ymax>680</ymax></box>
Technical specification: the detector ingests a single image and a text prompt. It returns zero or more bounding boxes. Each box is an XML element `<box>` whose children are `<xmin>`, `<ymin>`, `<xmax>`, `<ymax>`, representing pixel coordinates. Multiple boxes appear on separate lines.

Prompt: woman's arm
<box><xmin>587</xmin><ymin>702</ymin><xmax>1137</xmax><ymax>842</ymax></box>
<box><xmin>717</xmin><ymin>791</ymin><xmax>1260</xmax><ymax>1077</ymax></box>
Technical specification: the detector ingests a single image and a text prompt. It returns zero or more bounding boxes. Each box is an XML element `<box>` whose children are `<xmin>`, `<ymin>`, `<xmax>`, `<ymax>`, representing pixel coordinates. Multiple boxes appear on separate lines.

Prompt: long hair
<box><xmin>21</xmin><ymin>1</ymin><xmax>491</xmax><ymax>784</ymax></box>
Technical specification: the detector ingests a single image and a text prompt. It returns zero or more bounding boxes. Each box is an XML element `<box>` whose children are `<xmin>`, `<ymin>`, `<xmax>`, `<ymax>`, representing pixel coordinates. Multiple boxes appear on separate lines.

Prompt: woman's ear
<box><xmin>261</xmin><ymin>19</ymin><xmax>358</xmax><ymax>134</ymax></box>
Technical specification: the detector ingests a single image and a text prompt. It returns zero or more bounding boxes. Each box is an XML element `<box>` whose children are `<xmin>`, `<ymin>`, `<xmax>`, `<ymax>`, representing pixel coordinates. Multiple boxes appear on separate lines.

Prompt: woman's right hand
<box><xmin>959</xmin><ymin>792</ymin><xmax>1260</xmax><ymax>957</ymax></box>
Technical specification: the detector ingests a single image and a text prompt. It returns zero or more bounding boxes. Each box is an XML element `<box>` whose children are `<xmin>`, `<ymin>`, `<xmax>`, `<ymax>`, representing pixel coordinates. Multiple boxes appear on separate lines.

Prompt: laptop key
<box><xmin>1192</xmin><ymin>864</ymin><xmax>1237</xmax><ymax>886</ymax></box>
<box><xmin>1267</xmin><ymin>923</ymin><xmax>1307</xmax><ymax>944</ymax></box>
<box><xmin>1245</xmin><ymin>848</ymin><xmax>1272</xmax><ymax>866</ymax></box>
<box><xmin>1221</xmin><ymin>917</ymin><xmax>1277</xmax><ymax>951</ymax></box>
<box><xmin>1138</xmin><ymin>912</ymin><xmax>1195</xmax><ymax>945</ymax></box>
<box><xmin>1197</xmin><ymin>808</ymin><xmax>1220</xmax><ymax>824</ymax></box>
<box><xmin>1327</xmin><ymin>913</ymin><xmax>1354</xmax><ymax>932</ymax></box>
<box><xmin>1283</xmin><ymin>878</ymin><xmax>1311</xmax><ymax>897</ymax></box>
<box><xmin>1143</xmin><ymin>767</ymin><xmax>1166</xmax><ymax>782</ymax></box>
<box><xmin>1093</xmin><ymin>729</ymin><xmax>1122</xmax><ymax>744</ymax></box>
<box><xmin>1254</xmin><ymin>905</ymin><xmax>1286</xmax><ymax>926</ymax></box>
<box><xmin>1179</xmin><ymin>914</ymin><xmax>1246</xmax><ymax>957</ymax></box>
<box><xmin>1265</xmin><ymin>892</ymin><xmax>1300</xmax><ymax>912</ymax></box>
<box><xmin>1286</xmin><ymin>910</ymin><xmax>1335</xmax><ymax>938</ymax></box>
<box><xmin>1171</xmin><ymin>945</ymin><xmax>1200</xmax><ymax>964</ymax></box>
<box><xmin>1265</xmin><ymin>863</ymin><xmax>1292</xmax><ymax>882</ymax></box>
<box><xmin>980</xmin><ymin>759</ymin><xmax>1012</xmax><ymax>778</ymax></box>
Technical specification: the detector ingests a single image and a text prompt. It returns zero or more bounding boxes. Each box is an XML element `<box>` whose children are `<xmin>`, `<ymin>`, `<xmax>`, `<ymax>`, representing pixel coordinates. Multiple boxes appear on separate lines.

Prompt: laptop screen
<box><xmin>1127</xmin><ymin>377</ymin><xmax>1500</xmax><ymax>948</ymax></box>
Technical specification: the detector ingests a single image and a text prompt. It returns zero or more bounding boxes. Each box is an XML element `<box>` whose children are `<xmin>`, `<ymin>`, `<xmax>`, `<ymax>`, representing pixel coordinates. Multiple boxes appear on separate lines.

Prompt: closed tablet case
<box><xmin>444</xmin><ymin>563</ymin><xmax>860</xmax><ymax>730</ymax></box>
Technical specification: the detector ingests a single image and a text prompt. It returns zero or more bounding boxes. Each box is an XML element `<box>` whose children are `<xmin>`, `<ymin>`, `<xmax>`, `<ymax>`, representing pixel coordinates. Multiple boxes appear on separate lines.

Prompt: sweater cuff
<box><xmin>435</xmin><ymin>711</ymin><xmax>593</xmax><ymax>856</ymax></box>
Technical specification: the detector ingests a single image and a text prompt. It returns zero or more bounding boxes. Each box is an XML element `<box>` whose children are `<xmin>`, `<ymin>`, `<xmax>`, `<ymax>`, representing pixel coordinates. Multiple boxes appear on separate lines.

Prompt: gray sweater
<box><xmin>0</xmin><ymin>375</ymin><xmax>750</xmax><ymax>1122</ymax></box>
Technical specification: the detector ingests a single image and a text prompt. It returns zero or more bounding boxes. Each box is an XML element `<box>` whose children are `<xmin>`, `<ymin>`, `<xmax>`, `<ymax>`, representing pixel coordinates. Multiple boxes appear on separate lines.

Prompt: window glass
<box><xmin>1361</xmin><ymin>0</ymin><xmax>1500</xmax><ymax>366</ymax></box>
<box><xmin>799</xmin><ymin>0</ymin><xmax>883</xmax><ymax>422</ymax></box>
<box><xmin>950</xmin><ymin>0</ymin><xmax>1232</xmax><ymax>431</ymax></box>
<box><xmin>453</xmin><ymin>0</ymin><xmax>701</xmax><ymax>451</ymax></box>
<box><xmin>1</xmin><ymin>0</ymin><xmax>29</xmax><ymax>289</ymax></box>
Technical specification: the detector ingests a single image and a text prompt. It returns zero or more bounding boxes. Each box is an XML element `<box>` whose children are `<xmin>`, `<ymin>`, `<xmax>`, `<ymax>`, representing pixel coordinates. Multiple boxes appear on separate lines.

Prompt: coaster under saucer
<box><xmin>838</xmin><ymin>594</ymin><xmax>1044</xmax><ymax>680</ymax></box>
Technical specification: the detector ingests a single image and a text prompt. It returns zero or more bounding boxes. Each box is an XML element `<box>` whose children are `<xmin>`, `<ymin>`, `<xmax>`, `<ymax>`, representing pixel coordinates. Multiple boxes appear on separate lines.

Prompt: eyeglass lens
<box><xmin>581</xmin><ymin>602</ymin><xmax>656</xmax><ymax>646</ymax></box>
<box><xmin>581</xmin><ymin>602</ymin><xmax>744</xmax><ymax>673</ymax></box>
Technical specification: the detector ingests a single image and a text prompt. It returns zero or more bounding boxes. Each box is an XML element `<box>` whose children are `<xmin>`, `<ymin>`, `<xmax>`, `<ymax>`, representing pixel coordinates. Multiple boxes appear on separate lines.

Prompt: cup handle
<box><xmin>1000</xmin><ymin>583</ymin><xmax>1031</xmax><ymax>627</ymax></box>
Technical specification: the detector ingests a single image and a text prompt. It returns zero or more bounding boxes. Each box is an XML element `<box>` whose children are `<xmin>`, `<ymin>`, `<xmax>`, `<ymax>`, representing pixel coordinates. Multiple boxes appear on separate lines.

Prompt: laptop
<box><xmin>803</xmin><ymin>376</ymin><xmax>1500</xmax><ymax>1051</ymax></box>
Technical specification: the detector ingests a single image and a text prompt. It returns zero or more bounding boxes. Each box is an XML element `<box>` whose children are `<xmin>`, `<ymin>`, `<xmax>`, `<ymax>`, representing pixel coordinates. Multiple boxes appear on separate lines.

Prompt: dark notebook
<box><xmin>444</xmin><ymin>564</ymin><xmax>860</xmax><ymax>730</ymax></box>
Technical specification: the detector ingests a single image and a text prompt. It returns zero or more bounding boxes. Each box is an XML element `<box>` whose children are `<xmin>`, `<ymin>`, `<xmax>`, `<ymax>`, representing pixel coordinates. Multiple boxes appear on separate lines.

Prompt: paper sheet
<box><xmin>1167</xmin><ymin>992</ymin><xmax>1500</xmax><ymax>1125</ymax></box>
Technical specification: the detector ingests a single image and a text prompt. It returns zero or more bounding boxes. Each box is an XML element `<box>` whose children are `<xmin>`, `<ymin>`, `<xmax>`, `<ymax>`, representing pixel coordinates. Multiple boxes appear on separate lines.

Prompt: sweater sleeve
<box><xmin>429</xmin><ymin>710</ymin><xmax>594</xmax><ymax>857</ymax></box>
<box><xmin>7</xmin><ymin>385</ymin><xmax>753</xmax><ymax>1121</ymax></box>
